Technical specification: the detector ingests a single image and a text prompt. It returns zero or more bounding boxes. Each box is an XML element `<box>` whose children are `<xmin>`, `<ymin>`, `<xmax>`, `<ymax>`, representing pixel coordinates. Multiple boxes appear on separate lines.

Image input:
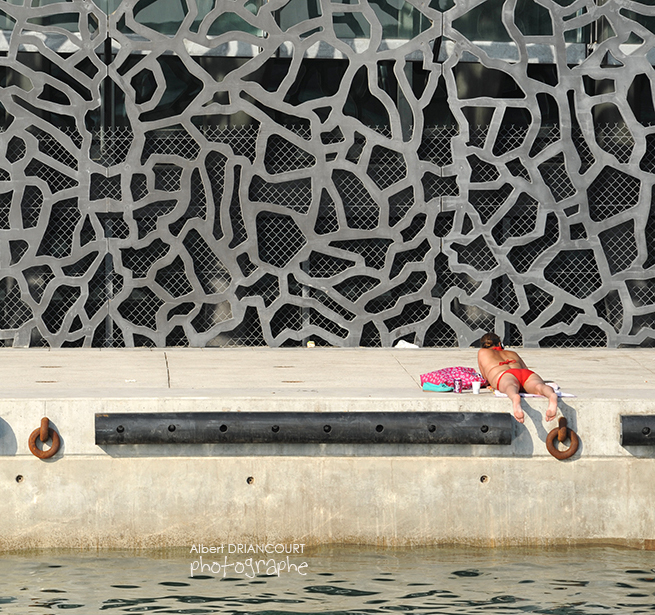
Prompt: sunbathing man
<box><xmin>477</xmin><ymin>332</ymin><xmax>558</xmax><ymax>424</ymax></box>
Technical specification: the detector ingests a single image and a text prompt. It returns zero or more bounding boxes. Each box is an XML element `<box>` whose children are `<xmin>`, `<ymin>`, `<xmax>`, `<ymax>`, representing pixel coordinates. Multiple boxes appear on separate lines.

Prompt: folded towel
<box><xmin>494</xmin><ymin>389</ymin><xmax>575</xmax><ymax>398</ymax></box>
<box><xmin>422</xmin><ymin>382</ymin><xmax>454</xmax><ymax>392</ymax></box>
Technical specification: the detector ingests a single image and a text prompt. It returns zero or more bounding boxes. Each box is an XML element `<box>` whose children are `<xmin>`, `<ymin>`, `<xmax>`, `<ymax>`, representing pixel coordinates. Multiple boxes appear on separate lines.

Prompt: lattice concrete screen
<box><xmin>1</xmin><ymin>0</ymin><xmax>655</xmax><ymax>347</ymax></box>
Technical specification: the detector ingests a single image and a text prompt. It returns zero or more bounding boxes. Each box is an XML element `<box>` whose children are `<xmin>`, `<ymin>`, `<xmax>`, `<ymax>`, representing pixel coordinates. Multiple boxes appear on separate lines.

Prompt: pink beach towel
<box><xmin>420</xmin><ymin>367</ymin><xmax>487</xmax><ymax>390</ymax></box>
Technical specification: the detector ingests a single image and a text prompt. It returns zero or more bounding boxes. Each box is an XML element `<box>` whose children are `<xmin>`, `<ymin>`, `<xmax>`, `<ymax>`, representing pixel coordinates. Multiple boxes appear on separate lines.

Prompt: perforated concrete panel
<box><xmin>0</xmin><ymin>0</ymin><xmax>654</xmax><ymax>347</ymax></box>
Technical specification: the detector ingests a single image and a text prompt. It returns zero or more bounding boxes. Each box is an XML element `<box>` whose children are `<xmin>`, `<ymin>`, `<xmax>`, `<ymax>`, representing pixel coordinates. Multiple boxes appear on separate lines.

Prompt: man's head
<box><xmin>480</xmin><ymin>332</ymin><xmax>502</xmax><ymax>349</ymax></box>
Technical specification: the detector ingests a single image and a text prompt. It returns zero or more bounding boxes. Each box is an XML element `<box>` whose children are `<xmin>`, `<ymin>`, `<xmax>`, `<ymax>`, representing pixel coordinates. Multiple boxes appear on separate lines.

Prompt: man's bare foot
<box><xmin>513</xmin><ymin>403</ymin><xmax>524</xmax><ymax>423</ymax></box>
<box><xmin>545</xmin><ymin>403</ymin><xmax>558</xmax><ymax>422</ymax></box>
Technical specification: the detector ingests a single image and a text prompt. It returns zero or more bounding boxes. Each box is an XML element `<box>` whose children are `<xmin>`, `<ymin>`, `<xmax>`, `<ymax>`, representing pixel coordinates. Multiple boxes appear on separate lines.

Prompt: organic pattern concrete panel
<box><xmin>0</xmin><ymin>0</ymin><xmax>654</xmax><ymax>347</ymax></box>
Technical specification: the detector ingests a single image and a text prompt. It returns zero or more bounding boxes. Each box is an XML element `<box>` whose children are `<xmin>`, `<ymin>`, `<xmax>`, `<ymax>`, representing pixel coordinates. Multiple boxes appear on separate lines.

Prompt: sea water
<box><xmin>0</xmin><ymin>546</ymin><xmax>654</xmax><ymax>613</ymax></box>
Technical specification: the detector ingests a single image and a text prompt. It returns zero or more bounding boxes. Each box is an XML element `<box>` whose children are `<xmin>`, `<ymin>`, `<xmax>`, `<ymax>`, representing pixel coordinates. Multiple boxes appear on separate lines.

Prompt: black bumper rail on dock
<box><xmin>621</xmin><ymin>415</ymin><xmax>655</xmax><ymax>446</ymax></box>
<box><xmin>95</xmin><ymin>412</ymin><xmax>512</xmax><ymax>446</ymax></box>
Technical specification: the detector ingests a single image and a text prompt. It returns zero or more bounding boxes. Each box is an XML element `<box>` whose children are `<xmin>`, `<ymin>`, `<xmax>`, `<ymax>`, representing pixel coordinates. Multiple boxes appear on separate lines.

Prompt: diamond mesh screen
<box><xmin>0</xmin><ymin>0</ymin><xmax>654</xmax><ymax>347</ymax></box>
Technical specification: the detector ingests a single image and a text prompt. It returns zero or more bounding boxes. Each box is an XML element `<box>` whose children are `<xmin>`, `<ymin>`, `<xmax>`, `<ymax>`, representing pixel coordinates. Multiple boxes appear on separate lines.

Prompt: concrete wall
<box><xmin>1</xmin><ymin>396</ymin><xmax>654</xmax><ymax>550</ymax></box>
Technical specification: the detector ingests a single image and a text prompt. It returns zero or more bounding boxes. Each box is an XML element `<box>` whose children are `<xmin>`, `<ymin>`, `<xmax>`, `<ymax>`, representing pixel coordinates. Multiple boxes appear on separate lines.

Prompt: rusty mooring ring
<box><xmin>28</xmin><ymin>417</ymin><xmax>60</xmax><ymax>459</ymax></box>
<box><xmin>546</xmin><ymin>417</ymin><xmax>579</xmax><ymax>460</ymax></box>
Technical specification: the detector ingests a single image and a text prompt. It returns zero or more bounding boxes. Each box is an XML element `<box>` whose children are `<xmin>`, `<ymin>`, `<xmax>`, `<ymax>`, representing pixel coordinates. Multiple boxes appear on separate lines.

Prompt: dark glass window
<box><xmin>279</xmin><ymin>0</ymin><xmax>432</xmax><ymax>39</ymax></box>
<box><xmin>125</xmin><ymin>0</ymin><xmax>264</xmax><ymax>36</ymax></box>
<box><xmin>453</xmin><ymin>0</ymin><xmax>589</xmax><ymax>42</ymax></box>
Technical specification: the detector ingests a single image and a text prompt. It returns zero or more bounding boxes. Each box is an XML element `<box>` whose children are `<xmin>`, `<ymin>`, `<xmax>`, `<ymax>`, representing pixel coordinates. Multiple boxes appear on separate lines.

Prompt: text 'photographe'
<box><xmin>189</xmin><ymin>543</ymin><xmax>308</xmax><ymax>578</ymax></box>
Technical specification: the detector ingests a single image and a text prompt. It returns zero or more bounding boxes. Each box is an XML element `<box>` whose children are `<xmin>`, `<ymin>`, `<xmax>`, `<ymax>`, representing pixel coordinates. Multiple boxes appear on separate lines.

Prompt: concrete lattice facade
<box><xmin>1</xmin><ymin>0</ymin><xmax>655</xmax><ymax>348</ymax></box>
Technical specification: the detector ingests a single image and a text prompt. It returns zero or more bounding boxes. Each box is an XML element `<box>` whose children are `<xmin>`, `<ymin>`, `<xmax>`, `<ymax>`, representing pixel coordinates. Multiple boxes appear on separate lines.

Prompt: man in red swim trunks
<box><xmin>477</xmin><ymin>332</ymin><xmax>558</xmax><ymax>424</ymax></box>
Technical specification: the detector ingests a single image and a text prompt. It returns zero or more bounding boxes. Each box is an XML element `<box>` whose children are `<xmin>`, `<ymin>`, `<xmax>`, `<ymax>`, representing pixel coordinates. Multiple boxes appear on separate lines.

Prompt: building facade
<box><xmin>0</xmin><ymin>0</ymin><xmax>654</xmax><ymax>347</ymax></box>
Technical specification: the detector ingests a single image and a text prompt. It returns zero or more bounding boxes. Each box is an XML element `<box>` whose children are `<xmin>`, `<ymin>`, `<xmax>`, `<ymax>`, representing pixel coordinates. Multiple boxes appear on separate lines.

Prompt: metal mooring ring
<box><xmin>546</xmin><ymin>417</ymin><xmax>579</xmax><ymax>460</ymax></box>
<box><xmin>28</xmin><ymin>417</ymin><xmax>60</xmax><ymax>460</ymax></box>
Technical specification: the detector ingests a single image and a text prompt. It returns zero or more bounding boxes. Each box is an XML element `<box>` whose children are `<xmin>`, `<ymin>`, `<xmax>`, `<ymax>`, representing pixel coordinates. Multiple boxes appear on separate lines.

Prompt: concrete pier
<box><xmin>1</xmin><ymin>347</ymin><xmax>654</xmax><ymax>550</ymax></box>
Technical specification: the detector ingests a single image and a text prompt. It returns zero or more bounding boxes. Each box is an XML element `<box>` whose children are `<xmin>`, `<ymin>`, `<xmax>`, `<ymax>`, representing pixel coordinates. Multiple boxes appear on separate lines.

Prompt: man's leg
<box><xmin>497</xmin><ymin>376</ymin><xmax>524</xmax><ymax>423</ymax></box>
<box><xmin>523</xmin><ymin>375</ymin><xmax>558</xmax><ymax>421</ymax></box>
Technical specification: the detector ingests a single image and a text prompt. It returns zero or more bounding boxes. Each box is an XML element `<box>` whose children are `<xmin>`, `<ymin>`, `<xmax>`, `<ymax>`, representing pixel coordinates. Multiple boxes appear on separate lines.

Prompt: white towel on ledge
<box><xmin>494</xmin><ymin>386</ymin><xmax>575</xmax><ymax>399</ymax></box>
<box><xmin>494</xmin><ymin>390</ymin><xmax>576</xmax><ymax>398</ymax></box>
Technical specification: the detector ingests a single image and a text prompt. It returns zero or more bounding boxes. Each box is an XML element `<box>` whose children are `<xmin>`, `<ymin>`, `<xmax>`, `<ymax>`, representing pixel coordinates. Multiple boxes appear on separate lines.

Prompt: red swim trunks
<box><xmin>496</xmin><ymin>368</ymin><xmax>534</xmax><ymax>390</ymax></box>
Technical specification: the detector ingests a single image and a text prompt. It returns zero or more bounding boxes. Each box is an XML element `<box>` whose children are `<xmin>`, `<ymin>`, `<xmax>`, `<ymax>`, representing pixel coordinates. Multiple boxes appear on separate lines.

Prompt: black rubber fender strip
<box><xmin>621</xmin><ymin>415</ymin><xmax>655</xmax><ymax>446</ymax></box>
<box><xmin>95</xmin><ymin>411</ymin><xmax>512</xmax><ymax>446</ymax></box>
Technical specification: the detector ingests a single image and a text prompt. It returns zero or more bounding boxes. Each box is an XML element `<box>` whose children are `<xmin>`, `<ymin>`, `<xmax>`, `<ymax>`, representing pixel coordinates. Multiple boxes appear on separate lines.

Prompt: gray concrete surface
<box><xmin>1</xmin><ymin>348</ymin><xmax>654</xmax><ymax>550</ymax></box>
<box><xmin>0</xmin><ymin>346</ymin><xmax>653</xmax><ymax>399</ymax></box>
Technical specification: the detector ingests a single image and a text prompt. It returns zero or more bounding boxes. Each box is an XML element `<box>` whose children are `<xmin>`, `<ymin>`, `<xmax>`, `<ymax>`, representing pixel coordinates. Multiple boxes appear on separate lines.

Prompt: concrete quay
<box><xmin>0</xmin><ymin>347</ymin><xmax>654</xmax><ymax>550</ymax></box>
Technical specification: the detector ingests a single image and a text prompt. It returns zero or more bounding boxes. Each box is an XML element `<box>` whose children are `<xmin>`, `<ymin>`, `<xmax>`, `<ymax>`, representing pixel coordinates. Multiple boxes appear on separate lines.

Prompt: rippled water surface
<box><xmin>1</xmin><ymin>546</ymin><xmax>654</xmax><ymax>614</ymax></box>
